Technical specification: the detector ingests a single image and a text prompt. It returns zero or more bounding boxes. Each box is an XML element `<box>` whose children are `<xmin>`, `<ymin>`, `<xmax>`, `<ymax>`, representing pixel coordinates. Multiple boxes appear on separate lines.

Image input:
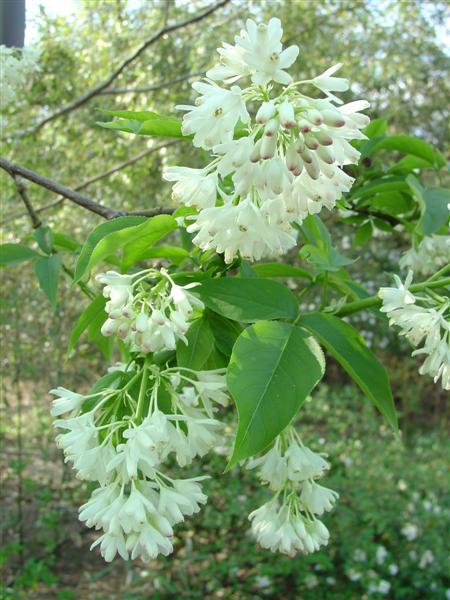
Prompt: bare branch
<box><xmin>24</xmin><ymin>0</ymin><xmax>230</xmax><ymax>135</ymax></box>
<box><xmin>0</xmin><ymin>156</ymin><xmax>175</xmax><ymax>222</ymax></box>
<box><xmin>99</xmin><ymin>70</ymin><xmax>204</xmax><ymax>96</ymax></box>
<box><xmin>10</xmin><ymin>174</ymin><xmax>42</xmax><ymax>229</ymax></box>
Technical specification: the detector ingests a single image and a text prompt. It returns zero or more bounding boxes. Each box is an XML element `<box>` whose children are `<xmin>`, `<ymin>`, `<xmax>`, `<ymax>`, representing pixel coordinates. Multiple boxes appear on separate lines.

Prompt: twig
<box><xmin>1</xmin><ymin>140</ymin><xmax>179</xmax><ymax>224</ymax></box>
<box><xmin>23</xmin><ymin>0</ymin><xmax>230</xmax><ymax>135</ymax></box>
<box><xmin>0</xmin><ymin>156</ymin><xmax>175</xmax><ymax>220</ymax></box>
<box><xmin>11</xmin><ymin>174</ymin><xmax>42</xmax><ymax>229</ymax></box>
<box><xmin>99</xmin><ymin>70</ymin><xmax>204</xmax><ymax>96</ymax></box>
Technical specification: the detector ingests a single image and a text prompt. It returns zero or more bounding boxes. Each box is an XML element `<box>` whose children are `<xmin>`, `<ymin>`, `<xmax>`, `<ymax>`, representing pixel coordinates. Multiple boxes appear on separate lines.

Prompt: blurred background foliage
<box><xmin>1</xmin><ymin>0</ymin><xmax>449</xmax><ymax>598</ymax></box>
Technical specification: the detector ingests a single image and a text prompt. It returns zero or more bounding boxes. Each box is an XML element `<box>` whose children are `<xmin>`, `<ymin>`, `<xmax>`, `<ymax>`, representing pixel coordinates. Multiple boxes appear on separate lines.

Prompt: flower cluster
<box><xmin>379</xmin><ymin>272</ymin><xmax>450</xmax><ymax>390</ymax></box>
<box><xmin>97</xmin><ymin>269</ymin><xmax>203</xmax><ymax>353</ymax></box>
<box><xmin>51</xmin><ymin>364</ymin><xmax>229</xmax><ymax>562</ymax></box>
<box><xmin>0</xmin><ymin>45</ymin><xmax>40</xmax><ymax>109</ymax></box>
<box><xmin>165</xmin><ymin>18</ymin><xmax>369</xmax><ymax>263</ymax></box>
<box><xmin>246</xmin><ymin>428</ymin><xmax>338</xmax><ymax>555</ymax></box>
<box><xmin>400</xmin><ymin>235</ymin><xmax>450</xmax><ymax>276</ymax></box>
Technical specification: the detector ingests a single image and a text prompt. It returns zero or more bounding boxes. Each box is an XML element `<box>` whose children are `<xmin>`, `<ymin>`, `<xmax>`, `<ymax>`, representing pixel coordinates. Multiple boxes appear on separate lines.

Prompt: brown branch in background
<box><xmin>0</xmin><ymin>156</ymin><xmax>175</xmax><ymax>221</ymax></box>
<box><xmin>24</xmin><ymin>0</ymin><xmax>230</xmax><ymax>135</ymax></box>
<box><xmin>99</xmin><ymin>70</ymin><xmax>204</xmax><ymax>96</ymax></box>
<box><xmin>1</xmin><ymin>140</ymin><xmax>179</xmax><ymax>224</ymax></box>
<box><xmin>10</xmin><ymin>174</ymin><xmax>42</xmax><ymax>229</ymax></box>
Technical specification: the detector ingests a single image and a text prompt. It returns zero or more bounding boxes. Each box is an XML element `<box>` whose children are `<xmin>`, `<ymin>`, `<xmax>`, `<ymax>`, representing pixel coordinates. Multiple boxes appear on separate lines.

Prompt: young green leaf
<box><xmin>226</xmin><ymin>321</ymin><xmax>325</xmax><ymax>468</ymax></box>
<box><xmin>67</xmin><ymin>295</ymin><xmax>107</xmax><ymax>354</ymax></box>
<box><xmin>120</xmin><ymin>216</ymin><xmax>178</xmax><ymax>270</ymax></box>
<box><xmin>252</xmin><ymin>262</ymin><xmax>313</xmax><ymax>280</ymax></box>
<box><xmin>0</xmin><ymin>243</ymin><xmax>39</xmax><ymax>266</ymax></box>
<box><xmin>195</xmin><ymin>277</ymin><xmax>298</xmax><ymax>322</ymax></box>
<box><xmin>97</xmin><ymin>111</ymin><xmax>184</xmax><ymax>138</ymax></box>
<box><xmin>298</xmin><ymin>313</ymin><xmax>398</xmax><ymax>431</ymax></box>
<box><xmin>176</xmin><ymin>316</ymin><xmax>215</xmax><ymax>370</ymax></box>
<box><xmin>74</xmin><ymin>216</ymin><xmax>146</xmax><ymax>282</ymax></box>
<box><xmin>407</xmin><ymin>176</ymin><xmax>450</xmax><ymax>236</ymax></box>
<box><xmin>34</xmin><ymin>254</ymin><xmax>62</xmax><ymax>310</ymax></box>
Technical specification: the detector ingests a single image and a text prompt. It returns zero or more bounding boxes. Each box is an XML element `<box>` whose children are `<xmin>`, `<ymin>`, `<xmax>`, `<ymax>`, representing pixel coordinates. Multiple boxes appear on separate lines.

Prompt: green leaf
<box><xmin>360</xmin><ymin>191</ymin><xmax>412</xmax><ymax>216</ymax></box>
<box><xmin>33</xmin><ymin>226</ymin><xmax>54</xmax><ymax>254</ymax></box>
<box><xmin>353</xmin><ymin>221</ymin><xmax>373</xmax><ymax>247</ymax></box>
<box><xmin>135</xmin><ymin>245</ymin><xmax>190</xmax><ymax>265</ymax></box>
<box><xmin>34</xmin><ymin>254</ymin><xmax>62</xmax><ymax>310</ymax></box>
<box><xmin>300</xmin><ymin>215</ymin><xmax>354</xmax><ymax>272</ymax></box>
<box><xmin>298</xmin><ymin>313</ymin><xmax>397</xmax><ymax>430</ymax></box>
<box><xmin>97</xmin><ymin>111</ymin><xmax>184</xmax><ymax>138</ymax></box>
<box><xmin>67</xmin><ymin>295</ymin><xmax>107</xmax><ymax>354</ymax></box>
<box><xmin>226</xmin><ymin>321</ymin><xmax>325</xmax><ymax>468</ymax></box>
<box><xmin>363</xmin><ymin>119</ymin><xmax>388</xmax><ymax>139</ymax></box>
<box><xmin>361</xmin><ymin>135</ymin><xmax>445</xmax><ymax>167</ymax></box>
<box><xmin>195</xmin><ymin>277</ymin><xmax>298</xmax><ymax>323</ymax></box>
<box><xmin>407</xmin><ymin>176</ymin><xmax>450</xmax><ymax>235</ymax></box>
<box><xmin>120</xmin><ymin>215</ymin><xmax>177</xmax><ymax>270</ymax></box>
<box><xmin>53</xmin><ymin>232</ymin><xmax>80</xmax><ymax>253</ymax></box>
<box><xmin>74</xmin><ymin>216</ymin><xmax>146</xmax><ymax>282</ymax></box>
<box><xmin>0</xmin><ymin>243</ymin><xmax>39</xmax><ymax>266</ymax></box>
<box><xmin>206</xmin><ymin>311</ymin><xmax>242</xmax><ymax>357</ymax></box>
<box><xmin>252</xmin><ymin>262</ymin><xmax>313</xmax><ymax>280</ymax></box>
<box><xmin>351</xmin><ymin>176</ymin><xmax>410</xmax><ymax>199</ymax></box>
<box><xmin>390</xmin><ymin>155</ymin><xmax>432</xmax><ymax>174</ymax></box>
<box><xmin>176</xmin><ymin>316</ymin><xmax>215</xmax><ymax>370</ymax></box>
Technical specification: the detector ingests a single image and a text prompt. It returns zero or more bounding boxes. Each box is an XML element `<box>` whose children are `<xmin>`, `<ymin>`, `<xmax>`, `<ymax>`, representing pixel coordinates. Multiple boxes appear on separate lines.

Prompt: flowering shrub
<box><xmin>1</xmin><ymin>17</ymin><xmax>448</xmax><ymax>566</ymax></box>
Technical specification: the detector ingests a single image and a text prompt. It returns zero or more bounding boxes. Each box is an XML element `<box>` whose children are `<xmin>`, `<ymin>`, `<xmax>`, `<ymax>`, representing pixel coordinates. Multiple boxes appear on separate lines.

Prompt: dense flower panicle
<box><xmin>52</xmin><ymin>364</ymin><xmax>229</xmax><ymax>562</ymax></box>
<box><xmin>0</xmin><ymin>45</ymin><xmax>40</xmax><ymax>109</ymax></box>
<box><xmin>165</xmin><ymin>18</ymin><xmax>369</xmax><ymax>263</ymax></box>
<box><xmin>379</xmin><ymin>272</ymin><xmax>450</xmax><ymax>390</ymax></box>
<box><xmin>400</xmin><ymin>235</ymin><xmax>450</xmax><ymax>276</ymax></box>
<box><xmin>247</xmin><ymin>430</ymin><xmax>338</xmax><ymax>556</ymax></box>
<box><xmin>96</xmin><ymin>269</ymin><xmax>204</xmax><ymax>353</ymax></box>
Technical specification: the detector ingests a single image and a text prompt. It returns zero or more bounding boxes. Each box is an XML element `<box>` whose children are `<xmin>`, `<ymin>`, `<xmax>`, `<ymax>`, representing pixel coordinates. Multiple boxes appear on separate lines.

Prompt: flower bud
<box><xmin>260</xmin><ymin>134</ymin><xmax>277</xmax><ymax>160</ymax></box>
<box><xmin>297</xmin><ymin>118</ymin><xmax>311</xmax><ymax>133</ymax></box>
<box><xmin>315</xmin><ymin>131</ymin><xmax>333</xmax><ymax>146</ymax></box>
<box><xmin>264</xmin><ymin>118</ymin><xmax>280</xmax><ymax>137</ymax></box>
<box><xmin>278</xmin><ymin>101</ymin><xmax>296</xmax><ymax>128</ymax></box>
<box><xmin>286</xmin><ymin>144</ymin><xmax>303</xmax><ymax>175</ymax></box>
<box><xmin>135</xmin><ymin>311</ymin><xmax>149</xmax><ymax>333</ymax></box>
<box><xmin>256</xmin><ymin>101</ymin><xmax>276</xmax><ymax>124</ymax></box>
<box><xmin>101</xmin><ymin>318</ymin><xmax>118</xmax><ymax>337</ymax></box>
<box><xmin>316</xmin><ymin>145</ymin><xmax>335</xmax><ymax>164</ymax></box>
<box><xmin>304</xmin><ymin>133</ymin><xmax>319</xmax><ymax>150</ymax></box>
<box><xmin>250</xmin><ymin>138</ymin><xmax>263</xmax><ymax>163</ymax></box>
<box><xmin>151</xmin><ymin>309</ymin><xmax>167</xmax><ymax>326</ymax></box>
<box><xmin>299</xmin><ymin>148</ymin><xmax>314</xmax><ymax>164</ymax></box>
<box><xmin>304</xmin><ymin>155</ymin><xmax>320</xmax><ymax>180</ymax></box>
<box><xmin>321</xmin><ymin>109</ymin><xmax>345</xmax><ymax>127</ymax></box>
<box><xmin>305</xmin><ymin>109</ymin><xmax>323</xmax><ymax>126</ymax></box>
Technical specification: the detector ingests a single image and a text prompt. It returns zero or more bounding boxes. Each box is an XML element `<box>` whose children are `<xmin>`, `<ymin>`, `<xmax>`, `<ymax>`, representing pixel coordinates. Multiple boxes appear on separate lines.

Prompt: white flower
<box><xmin>378</xmin><ymin>271</ymin><xmax>415</xmax><ymax>313</ymax></box>
<box><xmin>300</xmin><ymin>480</ymin><xmax>339</xmax><ymax>515</ymax></box>
<box><xmin>312</xmin><ymin>63</ymin><xmax>349</xmax><ymax>103</ymax></box>
<box><xmin>388</xmin><ymin>564</ymin><xmax>398</xmax><ymax>575</ymax></box>
<box><xmin>419</xmin><ymin>549</ymin><xmax>434</xmax><ymax>568</ymax></box>
<box><xmin>49</xmin><ymin>387</ymin><xmax>85</xmax><ymax>416</ymax></box>
<box><xmin>247</xmin><ymin>444</ymin><xmax>288</xmax><ymax>491</ymax></box>
<box><xmin>0</xmin><ymin>45</ymin><xmax>40</xmax><ymax>109</ymax></box>
<box><xmin>400</xmin><ymin>235</ymin><xmax>450</xmax><ymax>276</ymax></box>
<box><xmin>178</xmin><ymin>82</ymin><xmax>249</xmax><ymax>150</ymax></box>
<box><xmin>158</xmin><ymin>478</ymin><xmax>207</xmax><ymax>524</ymax></box>
<box><xmin>401</xmin><ymin>523</ymin><xmax>419</xmax><ymax>541</ymax></box>
<box><xmin>376</xmin><ymin>545</ymin><xmax>388</xmax><ymax>565</ymax></box>
<box><xmin>285</xmin><ymin>443</ymin><xmax>330</xmax><ymax>481</ymax></box>
<box><xmin>163</xmin><ymin>167</ymin><xmax>218</xmax><ymax>209</ymax></box>
<box><xmin>125</xmin><ymin>516</ymin><xmax>174</xmax><ymax>561</ymax></box>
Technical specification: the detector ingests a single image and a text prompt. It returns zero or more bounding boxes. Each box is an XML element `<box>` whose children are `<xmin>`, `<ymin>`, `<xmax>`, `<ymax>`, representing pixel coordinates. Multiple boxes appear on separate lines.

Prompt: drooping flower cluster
<box><xmin>51</xmin><ymin>364</ymin><xmax>229</xmax><ymax>562</ymax></box>
<box><xmin>399</xmin><ymin>235</ymin><xmax>450</xmax><ymax>276</ymax></box>
<box><xmin>379</xmin><ymin>272</ymin><xmax>450</xmax><ymax>390</ymax></box>
<box><xmin>246</xmin><ymin>427</ymin><xmax>338</xmax><ymax>555</ymax></box>
<box><xmin>165</xmin><ymin>18</ymin><xmax>369</xmax><ymax>263</ymax></box>
<box><xmin>97</xmin><ymin>269</ymin><xmax>203</xmax><ymax>353</ymax></box>
<box><xmin>0</xmin><ymin>45</ymin><xmax>40</xmax><ymax>109</ymax></box>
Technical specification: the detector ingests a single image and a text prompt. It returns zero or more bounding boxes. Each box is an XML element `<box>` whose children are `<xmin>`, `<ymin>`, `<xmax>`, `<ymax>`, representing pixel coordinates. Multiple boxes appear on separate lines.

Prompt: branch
<box><xmin>10</xmin><ymin>174</ymin><xmax>42</xmax><ymax>229</ymax></box>
<box><xmin>24</xmin><ymin>0</ymin><xmax>230</xmax><ymax>135</ymax></box>
<box><xmin>1</xmin><ymin>140</ymin><xmax>179</xmax><ymax>224</ymax></box>
<box><xmin>99</xmin><ymin>70</ymin><xmax>204</xmax><ymax>96</ymax></box>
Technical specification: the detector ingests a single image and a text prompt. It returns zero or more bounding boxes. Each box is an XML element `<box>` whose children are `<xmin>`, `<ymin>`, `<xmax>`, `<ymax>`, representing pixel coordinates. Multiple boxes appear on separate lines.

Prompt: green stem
<box><xmin>427</xmin><ymin>263</ymin><xmax>450</xmax><ymax>282</ymax></box>
<box><xmin>335</xmin><ymin>276</ymin><xmax>450</xmax><ymax>317</ymax></box>
<box><xmin>135</xmin><ymin>363</ymin><xmax>149</xmax><ymax>422</ymax></box>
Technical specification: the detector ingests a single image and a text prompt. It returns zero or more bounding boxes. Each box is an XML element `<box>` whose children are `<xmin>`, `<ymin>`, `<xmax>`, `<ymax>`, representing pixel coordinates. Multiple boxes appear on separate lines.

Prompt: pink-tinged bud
<box><xmin>305</xmin><ymin>109</ymin><xmax>323</xmax><ymax>125</ymax></box>
<box><xmin>260</xmin><ymin>134</ymin><xmax>277</xmax><ymax>159</ymax></box>
<box><xmin>305</xmin><ymin>156</ymin><xmax>320</xmax><ymax>180</ymax></box>
<box><xmin>300</xmin><ymin>148</ymin><xmax>314</xmax><ymax>164</ymax></box>
<box><xmin>250</xmin><ymin>138</ymin><xmax>262</xmax><ymax>163</ymax></box>
<box><xmin>264</xmin><ymin>118</ymin><xmax>280</xmax><ymax>137</ymax></box>
<box><xmin>278</xmin><ymin>101</ymin><xmax>296</xmax><ymax>128</ymax></box>
<box><xmin>316</xmin><ymin>145</ymin><xmax>335</xmax><ymax>164</ymax></box>
<box><xmin>135</xmin><ymin>312</ymin><xmax>149</xmax><ymax>333</ymax></box>
<box><xmin>294</xmin><ymin>136</ymin><xmax>305</xmax><ymax>154</ymax></box>
<box><xmin>117</xmin><ymin>323</ymin><xmax>130</xmax><ymax>339</ymax></box>
<box><xmin>101</xmin><ymin>318</ymin><xmax>118</xmax><ymax>337</ymax></box>
<box><xmin>321</xmin><ymin>109</ymin><xmax>345</xmax><ymax>127</ymax></box>
<box><xmin>286</xmin><ymin>144</ymin><xmax>303</xmax><ymax>175</ymax></box>
<box><xmin>108</xmin><ymin>308</ymin><xmax>122</xmax><ymax>319</ymax></box>
<box><xmin>305</xmin><ymin>133</ymin><xmax>319</xmax><ymax>150</ymax></box>
<box><xmin>297</xmin><ymin>119</ymin><xmax>311</xmax><ymax>133</ymax></box>
<box><xmin>121</xmin><ymin>305</ymin><xmax>134</xmax><ymax>319</ymax></box>
<box><xmin>316</xmin><ymin>131</ymin><xmax>334</xmax><ymax>146</ymax></box>
<box><xmin>151</xmin><ymin>309</ymin><xmax>167</xmax><ymax>326</ymax></box>
<box><xmin>256</xmin><ymin>101</ymin><xmax>276</xmax><ymax>124</ymax></box>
